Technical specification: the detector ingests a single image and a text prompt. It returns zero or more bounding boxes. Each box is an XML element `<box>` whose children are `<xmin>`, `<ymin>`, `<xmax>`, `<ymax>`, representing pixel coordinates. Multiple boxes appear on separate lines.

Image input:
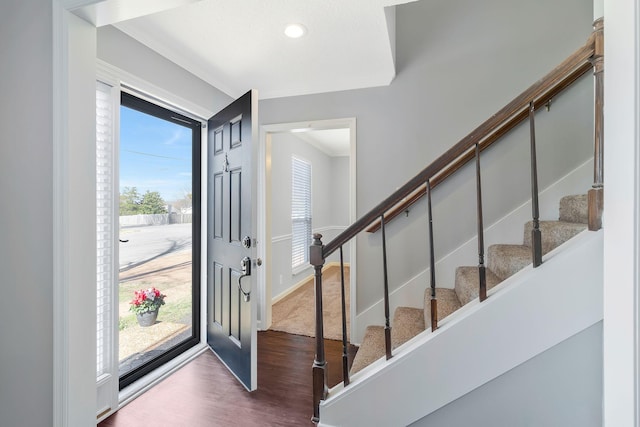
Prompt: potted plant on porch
<box><xmin>129</xmin><ymin>287</ymin><xmax>166</xmax><ymax>327</ymax></box>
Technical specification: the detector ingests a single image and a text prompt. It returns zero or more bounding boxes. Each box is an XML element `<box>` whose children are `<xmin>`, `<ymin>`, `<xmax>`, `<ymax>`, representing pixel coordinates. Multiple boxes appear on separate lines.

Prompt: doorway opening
<box><xmin>259</xmin><ymin>119</ymin><xmax>357</xmax><ymax>340</ymax></box>
<box><xmin>117</xmin><ymin>92</ymin><xmax>202</xmax><ymax>389</ymax></box>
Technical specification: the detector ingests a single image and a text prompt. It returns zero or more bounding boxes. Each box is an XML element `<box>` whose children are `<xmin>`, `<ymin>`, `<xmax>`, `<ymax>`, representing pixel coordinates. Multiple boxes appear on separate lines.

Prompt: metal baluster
<box><xmin>381</xmin><ymin>214</ymin><xmax>392</xmax><ymax>360</ymax></box>
<box><xmin>426</xmin><ymin>180</ymin><xmax>438</xmax><ymax>331</ymax></box>
<box><xmin>475</xmin><ymin>144</ymin><xmax>487</xmax><ymax>301</ymax></box>
<box><xmin>529</xmin><ymin>102</ymin><xmax>543</xmax><ymax>267</ymax></box>
<box><xmin>310</xmin><ymin>234</ymin><xmax>327</xmax><ymax>424</ymax></box>
<box><xmin>339</xmin><ymin>245</ymin><xmax>350</xmax><ymax>386</ymax></box>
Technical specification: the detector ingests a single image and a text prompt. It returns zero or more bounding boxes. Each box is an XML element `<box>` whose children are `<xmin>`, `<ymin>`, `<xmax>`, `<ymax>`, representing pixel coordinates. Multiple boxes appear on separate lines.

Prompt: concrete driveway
<box><xmin>119</xmin><ymin>223</ymin><xmax>192</xmax><ymax>271</ymax></box>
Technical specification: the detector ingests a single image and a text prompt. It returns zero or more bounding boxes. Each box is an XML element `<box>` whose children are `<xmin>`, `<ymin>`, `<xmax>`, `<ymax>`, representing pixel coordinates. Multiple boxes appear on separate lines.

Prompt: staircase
<box><xmin>319</xmin><ymin>225</ymin><xmax>603</xmax><ymax>427</ymax></box>
<box><xmin>310</xmin><ymin>21</ymin><xmax>604</xmax><ymax>424</ymax></box>
<box><xmin>350</xmin><ymin>194</ymin><xmax>588</xmax><ymax>374</ymax></box>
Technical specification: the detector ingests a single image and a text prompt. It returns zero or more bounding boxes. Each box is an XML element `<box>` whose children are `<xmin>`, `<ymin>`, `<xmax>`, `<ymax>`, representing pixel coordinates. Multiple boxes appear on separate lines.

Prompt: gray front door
<box><xmin>207</xmin><ymin>90</ymin><xmax>257</xmax><ymax>390</ymax></box>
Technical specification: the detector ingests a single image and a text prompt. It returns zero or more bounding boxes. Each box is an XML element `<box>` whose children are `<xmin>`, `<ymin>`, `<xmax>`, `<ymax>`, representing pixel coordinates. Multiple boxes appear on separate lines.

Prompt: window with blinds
<box><xmin>291</xmin><ymin>157</ymin><xmax>312</xmax><ymax>270</ymax></box>
<box><xmin>96</xmin><ymin>81</ymin><xmax>116</xmax><ymax>380</ymax></box>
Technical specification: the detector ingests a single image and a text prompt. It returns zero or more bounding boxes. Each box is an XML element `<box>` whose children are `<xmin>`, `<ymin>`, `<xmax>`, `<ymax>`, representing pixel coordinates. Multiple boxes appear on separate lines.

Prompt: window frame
<box><xmin>117</xmin><ymin>92</ymin><xmax>202</xmax><ymax>390</ymax></box>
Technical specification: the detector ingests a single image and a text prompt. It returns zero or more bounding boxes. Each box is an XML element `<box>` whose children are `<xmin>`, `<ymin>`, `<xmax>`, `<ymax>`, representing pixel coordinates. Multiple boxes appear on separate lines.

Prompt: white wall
<box><xmin>97</xmin><ymin>25</ymin><xmax>232</xmax><ymax>117</ymax></box>
<box><xmin>602</xmin><ymin>0</ymin><xmax>640</xmax><ymax>425</ymax></box>
<box><xmin>260</xmin><ymin>0</ymin><xmax>594</xmax><ymax>322</ymax></box>
<box><xmin>1</xmin><ymin>2</ymin><xmax>98</xmax><ymax>426</ymax></box>
<box><xmin>270</xmin><ymin>132</ymin><xmax>349</xmax><ymax>298</ymax></box>
<box><xmin>410</xmin><ymin>322</ymin><xmax>603</xmax><ymax>427</ymax></box>
<box><xmin>330</xmin><ymin>156</ymin><xmax>350</xmax><ymax>226</ymax></box>
<box><xmin>0</xmin><ymin>1</ymin><xmax>55</xmax><ymax>425</ymax></box>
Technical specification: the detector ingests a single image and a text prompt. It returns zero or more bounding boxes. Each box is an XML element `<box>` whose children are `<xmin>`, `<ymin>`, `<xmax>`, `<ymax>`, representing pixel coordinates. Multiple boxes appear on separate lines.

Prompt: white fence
<box><xmin>119</xmin><ymin>213</ymin><xmax>192</xmax><ymax>227</ymax></box>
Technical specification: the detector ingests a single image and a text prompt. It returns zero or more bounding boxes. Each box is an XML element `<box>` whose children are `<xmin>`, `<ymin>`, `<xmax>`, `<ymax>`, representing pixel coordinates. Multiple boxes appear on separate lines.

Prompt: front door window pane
<box><xmin>118</xmin><ymin>96</ymin><xmax>198</xmax><ymax>382</ymax></box>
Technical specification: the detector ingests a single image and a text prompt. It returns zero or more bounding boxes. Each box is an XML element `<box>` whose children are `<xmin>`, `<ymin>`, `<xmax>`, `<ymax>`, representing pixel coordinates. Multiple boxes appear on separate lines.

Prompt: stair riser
<box><xmin>523</xmin><ymin>221</ymin><xmax>587</xmax><ymax>254</ymax></box>
<box><xmin>487</xmin><ymin>245</ymin><xmax>532</xmax><ymax>280</ymax></box>
<box><xmin>392</xmin><ymin>307</ymin><xmax>425</xmax><ymax>349</ymax></box>
<box><xmin>559</xmin><ymin>194</ymin><xmax>588</xmax><ymax>223</ymax></box>
<box><xmin>423</xmin><ymin>288</ymin><xmax>462</xmax><ymax>328</ymax></box>
<box><xmin>454</xmin><ymin>266</ymin><xmax>502</xmax><ymax>306</ymax></box>
<box><xmin>352</xmin><ymin>289</ymin><xmax>461</xmax><ymax>375</ymax></box>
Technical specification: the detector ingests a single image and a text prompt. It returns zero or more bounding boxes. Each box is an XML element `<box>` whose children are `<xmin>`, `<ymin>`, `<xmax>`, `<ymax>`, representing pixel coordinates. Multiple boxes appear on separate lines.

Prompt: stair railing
<box><xmin>310</xmin><ymin>19</ymin><xmax>603</xmax><ymax>423</ymax></box>
<box><xmin>426</xmin><ymin>180</ymin><xmax>438</xmax><ymax>327</ymax></box>
<box><xmin>529</xmin><ymin>101</ymin><xmax>543</xmax><ymax>267</ymax></box>
<box><xmin>475</xmin><ymin>143</ymin><xmax>487</xmax><ymax>301</ymax></box>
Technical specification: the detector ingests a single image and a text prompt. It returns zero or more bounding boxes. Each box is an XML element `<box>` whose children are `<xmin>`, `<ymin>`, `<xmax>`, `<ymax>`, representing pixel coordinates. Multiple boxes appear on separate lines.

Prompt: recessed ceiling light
<box><xmin>284</xmin><ymin>23</ymin><xmax>307</xmax><ymax>39</ymax></box>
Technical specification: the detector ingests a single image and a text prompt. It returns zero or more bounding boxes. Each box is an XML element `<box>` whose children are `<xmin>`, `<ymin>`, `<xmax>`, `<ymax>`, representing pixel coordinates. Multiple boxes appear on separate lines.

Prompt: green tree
<box><xmin>120</xmin><ymin>187</ymin><xmax>167</xmax><ymax>215</ymax></box>
<box><xmin>139</xmin><ymin>191</ymin><xmax>167</xmax><ymax>214</ymax></box>
<box><xmin>120</xmin><ymin>187</ymin><xmax>141</xmax><ymax>215</ymax></box>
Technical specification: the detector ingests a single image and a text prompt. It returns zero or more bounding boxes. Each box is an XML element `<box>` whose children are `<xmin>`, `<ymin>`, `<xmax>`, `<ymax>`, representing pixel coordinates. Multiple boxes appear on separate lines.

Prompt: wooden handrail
<box><xmin>322</xmin><ymin>41</ymin><xmax>595</xmax><ymax>250</ymax></box>
<box><xmin>364</xmin><ymin>60</ymin><xmax>593</xmax><ymax>233</ymax></box>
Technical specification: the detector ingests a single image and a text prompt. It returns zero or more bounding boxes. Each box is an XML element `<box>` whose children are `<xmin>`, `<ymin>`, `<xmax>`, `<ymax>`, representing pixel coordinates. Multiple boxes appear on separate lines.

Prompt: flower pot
<box><xmin>136</xmin><ymin>309</ymin><xmax>159</xmax><ymax>327</ymax></box>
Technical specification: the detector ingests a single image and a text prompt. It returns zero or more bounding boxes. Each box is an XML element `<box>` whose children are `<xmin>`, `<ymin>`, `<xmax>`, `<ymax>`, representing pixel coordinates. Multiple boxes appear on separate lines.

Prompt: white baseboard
<box><xmin>354</xmin><ymin>159</ymin><xmax>592</xmax><ymax>343</ymax></box>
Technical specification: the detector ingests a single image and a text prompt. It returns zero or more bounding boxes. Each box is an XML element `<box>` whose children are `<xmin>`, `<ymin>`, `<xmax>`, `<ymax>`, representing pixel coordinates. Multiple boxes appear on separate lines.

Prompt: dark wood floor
<box><xmin>99</xmin><ymin>331</ymin><xmax>357</xmax><ymax>427</ymax></box>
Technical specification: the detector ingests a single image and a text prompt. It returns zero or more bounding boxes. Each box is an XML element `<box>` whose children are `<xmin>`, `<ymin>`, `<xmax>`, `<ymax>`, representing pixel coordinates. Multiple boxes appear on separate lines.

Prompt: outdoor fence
<box><xmin>119</xmin><ymin>213</ymin><xmax>192</xmax><ymax>227</ymax></box>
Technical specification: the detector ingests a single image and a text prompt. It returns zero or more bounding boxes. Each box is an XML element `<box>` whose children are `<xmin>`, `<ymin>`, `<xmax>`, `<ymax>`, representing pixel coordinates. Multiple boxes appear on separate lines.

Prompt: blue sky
<box><xmin>120</xmin><ymin>106</ymin><xmax>192</xmax><ymax>203</ymax></box>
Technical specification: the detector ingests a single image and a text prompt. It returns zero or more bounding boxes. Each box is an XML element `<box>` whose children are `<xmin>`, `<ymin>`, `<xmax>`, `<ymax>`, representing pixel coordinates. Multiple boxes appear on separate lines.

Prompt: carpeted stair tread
<box><xmin>559</xmin><ymin>194</ymin><xmax>588</xmax><ymax>224</ymax></box>
<box><xmin>352</xmin><ymin>289</ymin><xmax>460</xmax><ymax>374</ymax></box>
<box><xmin>352</xmin><ymin>308</ymin><xmax>426</xmax><ymax>375</ymax></box>
<box><xmin>392</xmin><ymin>307</ymin><xmax>425</xmax><ymax>348</ymax></box>
<box><xmin>350</xmin><ymin>326</ymin><xmax>386</xmax><ymax>374</ymax></box>
<box><xmin>523</xmin><ymin>220</ymin><xmax>587</xmax><ymax>254</ymax></box>
<box><xmin>454</xmin><ymin>266</ymin><xmax>503</xmax><ymax>306</ymax></box>
<box><xmin>423</xmin><ymin>288</ymin><xmax>462</xmax><ymax>327</ymax></box>
<box><xmin>487</xmin><ymin>244</ymin><xmax>532</xmax><ymax>280</ymax></box>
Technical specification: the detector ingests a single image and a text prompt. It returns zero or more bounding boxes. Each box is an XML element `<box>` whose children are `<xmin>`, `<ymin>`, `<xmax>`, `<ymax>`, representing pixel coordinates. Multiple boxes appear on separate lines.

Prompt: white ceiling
<box><xmin>110</xmin><ymin>0</ymin><xmax>418</xmax><ymax>99</ymax></box>
<box><xmin>75</xmin><ymin>0</ymin><xmax>417</xmax><ymax>153</ymax></box>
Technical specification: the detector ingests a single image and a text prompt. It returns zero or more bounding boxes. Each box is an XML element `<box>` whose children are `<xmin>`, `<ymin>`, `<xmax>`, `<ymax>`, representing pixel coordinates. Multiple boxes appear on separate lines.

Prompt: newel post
<box><xmin>589</xmin><ymin>17</ymin><xmax>604</xmax><ymax>230</ymax></box>
<box><xmin>310</xmin><ymin>233</ymin><xmax>327</xmax><ymax>424</ymax></box>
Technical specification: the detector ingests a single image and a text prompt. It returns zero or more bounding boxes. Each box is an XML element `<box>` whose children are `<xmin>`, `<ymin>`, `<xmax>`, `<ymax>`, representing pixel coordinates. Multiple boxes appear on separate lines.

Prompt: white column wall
<box><xmin>0</xmin><ymin>1</ymin><xmax>55</xmax><ymax>425</ymax></box>
<box><xmin>603</xmin><ymin>0</ymin><xmax>640</xmax><ymax>425</ymax></box>
<box><xmin>62</xmin><ymin>11</ymin><xmax>99</xmax><ymax>426</ymax></box>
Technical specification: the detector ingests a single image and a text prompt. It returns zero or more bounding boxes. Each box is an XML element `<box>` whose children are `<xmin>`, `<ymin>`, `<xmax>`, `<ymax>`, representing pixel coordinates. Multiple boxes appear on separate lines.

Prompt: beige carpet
<box><xmin>270</xmin><ymin>265</ymin><xmax>350</xmax><ymax>341</ymax></box>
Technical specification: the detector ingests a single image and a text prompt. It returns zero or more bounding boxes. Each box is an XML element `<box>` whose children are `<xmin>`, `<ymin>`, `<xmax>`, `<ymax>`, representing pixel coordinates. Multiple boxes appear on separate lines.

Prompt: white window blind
<box><xmin>96</xmin><ymin>81</ymin><xmax>115</xmax><ymax>379</ymax></box>
<box><xmin>291</xmin><ymin>157</ymin><xmax>312</xmax><ymax>270</ymax></box>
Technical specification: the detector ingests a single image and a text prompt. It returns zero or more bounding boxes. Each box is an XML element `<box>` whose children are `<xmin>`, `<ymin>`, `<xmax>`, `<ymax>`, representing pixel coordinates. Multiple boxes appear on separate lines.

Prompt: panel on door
<box><xmin>207</xmin><ymin>90</ymin><xmax>257</xmax><ymax>391</ymax></box>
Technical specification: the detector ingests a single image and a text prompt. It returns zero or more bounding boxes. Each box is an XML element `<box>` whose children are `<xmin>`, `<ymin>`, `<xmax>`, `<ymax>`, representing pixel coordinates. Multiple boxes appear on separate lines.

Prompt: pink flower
<box><xmin>129</xmin><ymin>286</ymin><xmax>166</xmax><ymax>315</ymax></box>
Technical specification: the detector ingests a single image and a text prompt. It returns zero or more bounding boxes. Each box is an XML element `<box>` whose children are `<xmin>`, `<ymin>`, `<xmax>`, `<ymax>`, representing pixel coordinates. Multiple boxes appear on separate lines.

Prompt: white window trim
<box><xmin>95</xmin><ymin>78</ymin><xmax>120</xmax><ymax>420</ymax></box>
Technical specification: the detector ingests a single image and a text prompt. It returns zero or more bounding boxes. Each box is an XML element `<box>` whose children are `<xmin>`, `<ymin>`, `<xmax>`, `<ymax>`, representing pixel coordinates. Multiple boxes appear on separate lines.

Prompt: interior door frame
<box><xmin>258</xmin><ymin>118</ymin><xmax>357</xmax><ymax>338</ymax></box>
